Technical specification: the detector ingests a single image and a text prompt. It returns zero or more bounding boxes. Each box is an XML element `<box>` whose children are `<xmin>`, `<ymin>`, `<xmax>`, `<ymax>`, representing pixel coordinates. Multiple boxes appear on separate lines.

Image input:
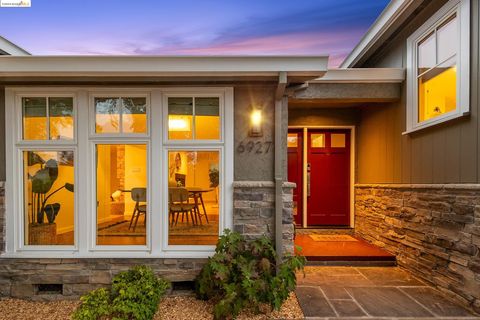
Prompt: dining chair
<box><xmin>129</xmin><ymin>187</ymin><xmax>147</xmax><ymax>231</ymax></box>
<box><xmin>169</xmin><ymin>187</ymin><xmax>196</xmax><ymax>226</ymax></box>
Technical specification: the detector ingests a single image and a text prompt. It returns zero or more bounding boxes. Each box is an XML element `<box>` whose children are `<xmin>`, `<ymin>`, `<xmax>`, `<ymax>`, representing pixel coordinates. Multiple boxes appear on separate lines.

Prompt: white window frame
<box><xmin>8</xmin><ymin>89</ymin><xmax>79</xmax><ymax>252</ymax></box>
<box><xmin>4</xmin><ymin>87</ymin><xmax>234</xmax><ymax>258</ymax></box>
<box><xmin>405</xmin><ymin>0</ymin><xmax>470</xmax><ymax>134</ymax></box>
<box><xmin>16</xmin><ymin>93</ymin><xmax>77</xmax><ymax>145</ymax></box>
<box><xmin>163</xmin><ymin>92</ymin><xmax>225</xmax><ymax>144</ymax></box>
<box><xmin>161</xmin><ymin>88</ymin><xmax>233</xmax><ymax>255</ymax></box>
<box><xmin>89</xmin><ymin>140</ymin><xmax>151</xmax><ymax>252</ymax></box>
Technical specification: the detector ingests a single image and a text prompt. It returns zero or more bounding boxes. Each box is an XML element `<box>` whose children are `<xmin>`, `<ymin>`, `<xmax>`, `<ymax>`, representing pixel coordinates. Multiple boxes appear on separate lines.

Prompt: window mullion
<box><xmin>118</xmin><ymin>97</ymin><xmax>123</xmax><ymax>134</ymax></box>
<box><xmin>46</xmin><ymin>97</ymin><xmax>50</xmax><ymax>140</ymax></box>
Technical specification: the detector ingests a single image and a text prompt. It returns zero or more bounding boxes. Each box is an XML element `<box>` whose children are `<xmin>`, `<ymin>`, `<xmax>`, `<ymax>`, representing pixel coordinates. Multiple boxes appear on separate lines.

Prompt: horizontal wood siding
<box><xmin>357</xmin><ymin>0</ymin><xmax>479</xmax><ymax>184</ymax></box>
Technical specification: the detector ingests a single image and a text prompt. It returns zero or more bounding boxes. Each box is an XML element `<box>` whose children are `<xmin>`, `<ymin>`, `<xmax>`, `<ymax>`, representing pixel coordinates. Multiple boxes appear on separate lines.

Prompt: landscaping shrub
<box><xmin>195</xmin><ymin>229</ymin><xmax>306</xmax><ymax>320</ymax></box>
<box><xmin>72</xmin><ymin>265</ymin><xmax>170</xmax><ymax>320</ymax></box>
<box><xmin>72</xmin><ymin>288</ymin><xmax>110</xmax><ymax>320</ymax></box>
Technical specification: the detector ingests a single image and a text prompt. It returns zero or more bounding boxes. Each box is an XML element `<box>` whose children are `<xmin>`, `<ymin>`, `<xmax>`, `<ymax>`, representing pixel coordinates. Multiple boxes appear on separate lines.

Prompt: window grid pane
<box><xmin>23</xmin><ymin>97</ymin><xmax>48</xmax><ymax>140</ymax></box>
<box><xmin>168</xmin><ymin>150</ymin><xmax>219</xmax><ymax>246</ymax></box>
<box><xmin>24</xmin><ymin>150</ymin><xmax>75</xmax><ymax>246</ymax></box>
<box><xmin>49</xmin><ymin>97</ymin><xmax>74</xmax><ymax>140</ymax></box>
<box><xmin>96</xmin><ymin>144</ymin><xmax>147</xmax><ymax>246</ymax></box>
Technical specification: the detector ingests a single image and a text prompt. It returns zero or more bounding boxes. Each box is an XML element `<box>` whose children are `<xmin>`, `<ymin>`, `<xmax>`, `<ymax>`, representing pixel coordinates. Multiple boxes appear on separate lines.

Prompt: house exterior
<box><xmin>0</xmin><ymin>0</ymin><xmax>479</xmax><ymax>313</ymax></box>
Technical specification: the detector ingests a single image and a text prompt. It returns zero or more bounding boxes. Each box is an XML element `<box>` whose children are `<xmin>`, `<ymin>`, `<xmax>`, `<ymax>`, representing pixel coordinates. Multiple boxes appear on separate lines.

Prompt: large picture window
<box><xmin>167</xmin><ymin>150</ymin><xmax>220</xmax><ymax>246</ymax></box>
<box><xmin>23</xmin><ymin>150</ymin><xmax>75</xmax><ymax>246</ymax></box>
<box><xmin>96</xmin><ymin>144</ymin><xmax>147</xmax><ymax>246</ymax></box>
<box><xmin>7</xmin><ymin>87</ymin><xmax>233</xmax><ymax>257</ymax></box>
<box><xmin>406</xmin><ymin>0</ymin><xmax>469</xmax><ymax>133</ymax></box>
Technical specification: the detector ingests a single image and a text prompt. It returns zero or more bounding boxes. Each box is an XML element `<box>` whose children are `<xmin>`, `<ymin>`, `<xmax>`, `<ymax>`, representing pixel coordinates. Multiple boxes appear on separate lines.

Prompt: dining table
<box><xmin>186</xmin><ymin>187</ymin><xmax>214</xmax><ymax>224</ymax></box>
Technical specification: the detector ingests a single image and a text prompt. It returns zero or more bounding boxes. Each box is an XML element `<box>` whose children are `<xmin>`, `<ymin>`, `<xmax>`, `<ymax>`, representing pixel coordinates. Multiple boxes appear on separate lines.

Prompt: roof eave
<box><xmin>0</xmin><ymin>36</ymin><xmax>30</xmax><ymax>56</ymax></box>
<box><xmin>0</xmin><ymin>55</ymin><xmax>328</xmax><ymax>82</ymax></box>
<box><xmin>340</xmin><ymin>0</ymin><xmax>419</xmax><ymax>68</ymax></box>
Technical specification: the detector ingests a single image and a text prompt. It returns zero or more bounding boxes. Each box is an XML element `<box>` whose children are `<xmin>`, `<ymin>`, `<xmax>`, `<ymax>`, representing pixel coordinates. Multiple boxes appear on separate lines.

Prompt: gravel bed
<box><xmin>0</xmin><ymin>298</ymin><xmax>79</xmax><ymax>320</ymax></box>
<box><xmin>0</xmin><ymin>292</ymin><xmax>303</xmax><ymax>320</ymax></box>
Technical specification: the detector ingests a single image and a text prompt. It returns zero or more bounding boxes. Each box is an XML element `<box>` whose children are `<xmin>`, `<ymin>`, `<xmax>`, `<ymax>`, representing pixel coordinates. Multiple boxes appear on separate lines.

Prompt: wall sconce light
<box><xmin>249</xmin><ymin>109</ymin><xmax>263</xmax><ymax>137</ymax></box>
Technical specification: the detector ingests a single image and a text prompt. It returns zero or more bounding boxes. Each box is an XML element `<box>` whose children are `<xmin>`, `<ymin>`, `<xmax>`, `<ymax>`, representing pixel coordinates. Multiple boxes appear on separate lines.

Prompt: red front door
<box><xmin>287</xmin><ymin>130</ymin><xmax>303</xmax><ymax>226</ymax></box>
<box><xmin>307</xmin><ymin>130</ymin><xmax>350</xmax><ymax>226</ymax></box>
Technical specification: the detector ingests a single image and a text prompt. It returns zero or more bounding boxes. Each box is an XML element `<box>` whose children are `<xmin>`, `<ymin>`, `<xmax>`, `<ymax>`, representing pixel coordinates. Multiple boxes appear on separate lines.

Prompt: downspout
<box><xmin>275</xmin><ymin>71</ymin><xmax>287</xmax><ymax>268</ymax></box>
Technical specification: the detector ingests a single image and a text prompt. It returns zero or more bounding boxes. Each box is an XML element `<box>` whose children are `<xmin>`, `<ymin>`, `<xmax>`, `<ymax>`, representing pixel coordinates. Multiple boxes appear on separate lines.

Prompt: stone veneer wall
<box><xmin>233</xmin><ymin>181</ymin><xmax>295</xmax><ymax>254</ymax></box>
<box><xmin>355</xmin><ymin>184</ymin><xmax>480</xmax><ymax>313</ymax></box>
<box><xmin>0</xmin><ymin>258</ymin><xmax>206</xmax><ymax>300</ymax></box>
<box><xmin>0</xmin><ymin>181</ymin><xmax>295</xmax><ymax>299</ymax></box>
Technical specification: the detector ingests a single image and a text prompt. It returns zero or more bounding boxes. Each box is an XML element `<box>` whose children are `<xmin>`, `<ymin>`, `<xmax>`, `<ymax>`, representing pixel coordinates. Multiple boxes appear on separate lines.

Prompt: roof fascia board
<box><xmin>0</xmin><ymin>56</ymin><xmax>328</xmax><ymax>77</ymax></box>
<box><xmin>0</xmin><ymin>36</ymin><xmax>30</xmax><ymax>56</ymax></box>
<box><xmin>340</xmin><ymin>0</ymin><xmax>417</xmax><ymax>68</ymax></box>
<box><xmin>311</xmin><ymin>68</ymin><xmax>405</xmax><ymax>83</ymax></box>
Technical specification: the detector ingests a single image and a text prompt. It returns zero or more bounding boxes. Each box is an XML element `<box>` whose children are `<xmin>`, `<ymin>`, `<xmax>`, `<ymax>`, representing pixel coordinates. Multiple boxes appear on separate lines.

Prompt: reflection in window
<box><xmin>168</xmin><ymin>98</ymin><xmax>193</xmax><ymax>140</ymax></box>
<box><xmin>168</xmin><ymin>151</ymin><xmax>219</xmax><ymax>245</ymax></box>
<box><xmin>95</xmin><ymin>97</ymin><xmax>147</xmax><ymax>134</ymax></box>
<box><xmin>311</xmin><ymin>134</ymin><xmax>325</xmax><ymax>148</ymax></box>
<box><xmin>168</xmin><ymin>97</ymin><xmax>220</xmax><ymax>140</ymax></box>
<box><xmin>96</xmin><ymin>144</ymin><xmax>147</xmax><ymax>245</ymax></box>
<box><xmin>22</xmin><ymin>97</ymin><xmax>74</xmax><ymax>140</ymax></box>
<box><xmin>23</xmin><ymin>151</ymin><xmax>75</xmax><ymax>245</ymax></box>
<box><xmin>195</xmin><ymin>98</ymin><xmax>220</xmax><ymax>140</ymax></box>
<box><xmin>287</xmin><ymin>133</ymin><xmax>298</xmax><ymax>148</ymax></box>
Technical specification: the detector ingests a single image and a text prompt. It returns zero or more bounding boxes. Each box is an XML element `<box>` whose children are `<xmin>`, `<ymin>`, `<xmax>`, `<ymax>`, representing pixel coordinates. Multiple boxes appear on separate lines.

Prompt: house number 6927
<box><xmin>236</xmin><ymin>140</ymin><xmax>273</xmax><ymax>154</ymax></box>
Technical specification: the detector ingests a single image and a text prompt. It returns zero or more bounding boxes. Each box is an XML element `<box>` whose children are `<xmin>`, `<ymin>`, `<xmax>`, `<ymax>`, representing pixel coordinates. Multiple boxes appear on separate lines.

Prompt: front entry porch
<box><xmin>295</xmin><ymin>231</ymin><xmax>395</xmax><ymax>265</ymax></box>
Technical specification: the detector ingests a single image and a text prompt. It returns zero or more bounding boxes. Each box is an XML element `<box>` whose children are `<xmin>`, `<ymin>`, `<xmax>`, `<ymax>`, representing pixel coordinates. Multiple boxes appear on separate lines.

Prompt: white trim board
<box><xmin>311</xmin><ymin>68</ymin><xmax>405</xmax><ymax>83</ymax></box>
<box><xmin>0</xmin><ymin>36</ymin><xmax>30</xmax><ymax>56</ymax></box>
<box><xmin>0</xmin><ymin>56</ymin><xmax>328</xmax><ymax>78</ymax></box>
<box><xmin>340</xmin><ymin>0</ymin><xmax>421</xmax><ymax>68</ymax></box>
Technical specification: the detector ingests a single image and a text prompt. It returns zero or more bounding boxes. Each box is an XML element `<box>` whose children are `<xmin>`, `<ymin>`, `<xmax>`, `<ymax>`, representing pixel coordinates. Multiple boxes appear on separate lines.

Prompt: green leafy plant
<box><xmin>110</xmin><ymin>265</ymin><xmax>170</xmax><ymax>320</ymax></box>
<box><xmin>195</xmin><ymin>229</ymin><xmax>306</xmax><ymax>320</ymax></box>
<box><xmin>28</xmin><ymin>152</ymin><xmax>74</xmax><ymax>224</ymax></box>
<box><xmin>72</xmin><ymin>288</ymin><xmax>110</xmax><ymax>320</ymax></box>
<box><xmin>72</xmin><ymin>266</ymin><xmax>170</xmax><ymax>320</ymax></box>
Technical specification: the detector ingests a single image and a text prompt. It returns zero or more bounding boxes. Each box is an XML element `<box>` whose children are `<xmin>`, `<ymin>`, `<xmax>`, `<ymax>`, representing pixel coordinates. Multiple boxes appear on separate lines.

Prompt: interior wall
<box><xmin>357</xmin><ymin>0</ymin><xmax>480</xmax><ymax>184</ymax></box>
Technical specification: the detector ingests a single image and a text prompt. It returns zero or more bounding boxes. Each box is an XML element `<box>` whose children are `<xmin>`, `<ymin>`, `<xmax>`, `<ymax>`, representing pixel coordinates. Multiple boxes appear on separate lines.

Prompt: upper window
<box><xmin>406</xmin><ymin>0</ymin><xmax>469</xmax><ymax>133</ymax></box>
<box><xmin>22</xmin><ymin>97</ymin><xmax>74</xmax><ymax>140</ymax></box>
<box><xmin>167</xmin><ymin>96</ymin><xmax>220</xmax><ymax>140</ymax></box>
<box><xmin>94</xmin><ymin>97</ymin><xmax>148</xmax><ymax>134</ymax></box>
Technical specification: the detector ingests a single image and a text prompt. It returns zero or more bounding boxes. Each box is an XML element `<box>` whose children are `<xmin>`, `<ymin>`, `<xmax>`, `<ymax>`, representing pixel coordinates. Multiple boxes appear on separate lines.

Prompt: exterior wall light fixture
<box><xmin>249</xmin><ymin>109</ymin><xmax>263</xmax><ymax>137</ymax></box>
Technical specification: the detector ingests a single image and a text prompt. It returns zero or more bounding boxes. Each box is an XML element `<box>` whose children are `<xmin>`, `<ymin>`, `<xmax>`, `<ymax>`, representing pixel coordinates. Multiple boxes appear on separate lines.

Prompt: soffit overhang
<box><xmin>0</xmin><ymin>55</ymin><xmax>328</xmax><ymax>84</ymax></box>
<box><xmin>289</xmin><ymin>68</ymin><xmax>405</xmax><ymax>108</ymax></box>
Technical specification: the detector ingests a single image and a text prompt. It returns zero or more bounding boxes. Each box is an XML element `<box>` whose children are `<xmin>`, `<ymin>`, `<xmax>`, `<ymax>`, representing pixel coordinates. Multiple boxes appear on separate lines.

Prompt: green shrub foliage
<box><xmin>72</xmin><ymin>288</ymin><xmax>110</xmax><ymax>320</ymax></box>
<box><xmin>195</xmin><ymin>229</ymin><xmax>306</xmax><ymax>320</ymax></box>
<box><xmin>72</xmin><ymin>265</ymin><xmax>170</xmax><ymax>320</ymax></box>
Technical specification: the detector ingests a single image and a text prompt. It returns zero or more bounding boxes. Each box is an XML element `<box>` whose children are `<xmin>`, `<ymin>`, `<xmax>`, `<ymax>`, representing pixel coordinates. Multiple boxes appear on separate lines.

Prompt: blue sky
<box><xmin>0</xmin><ymin>0</ymin><xmax>389</xmax><ymax>66</ymax></box>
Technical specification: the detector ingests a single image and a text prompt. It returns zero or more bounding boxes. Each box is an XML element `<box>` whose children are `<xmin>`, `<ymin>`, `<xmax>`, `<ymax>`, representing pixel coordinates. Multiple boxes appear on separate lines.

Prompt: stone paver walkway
<box><xmin>295</xmin><ymin>266</ymin><xmax>479</xmax><ymax>320</ymax></box>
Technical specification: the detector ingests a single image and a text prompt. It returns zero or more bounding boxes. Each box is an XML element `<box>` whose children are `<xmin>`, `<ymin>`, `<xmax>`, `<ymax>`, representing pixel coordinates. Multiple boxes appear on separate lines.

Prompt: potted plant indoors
<box><xmin>28</xmin><ymin>152</ymin><xmax>74</xmax><ymax>245</ymax></box>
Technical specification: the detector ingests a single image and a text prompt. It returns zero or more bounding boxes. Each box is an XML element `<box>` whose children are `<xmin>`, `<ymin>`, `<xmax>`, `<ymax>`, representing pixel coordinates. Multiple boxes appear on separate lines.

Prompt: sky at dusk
<box><xmin>0</xmin><ymin>0</ymin><xmax>389</xmax><ymax>66</ymax></box>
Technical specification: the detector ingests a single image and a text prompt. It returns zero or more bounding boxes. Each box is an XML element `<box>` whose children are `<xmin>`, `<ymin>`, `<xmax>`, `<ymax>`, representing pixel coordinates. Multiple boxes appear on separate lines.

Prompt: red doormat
<box><xmin>309</xmin><ymin>234</ymin><xmax>358</xmax><ymax>242</ymax></box>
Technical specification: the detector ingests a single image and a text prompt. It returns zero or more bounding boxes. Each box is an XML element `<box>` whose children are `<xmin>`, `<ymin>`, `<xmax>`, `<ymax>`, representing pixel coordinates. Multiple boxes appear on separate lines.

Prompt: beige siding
<box><xmin>357</xmin><ymin>0</ymin><xmax>480</xmax><ymax>184</ymax></box>
<box><xmin>0</xmin><ymin>87</ymin><xmax>4</xmax><ymax>181</ymax></box>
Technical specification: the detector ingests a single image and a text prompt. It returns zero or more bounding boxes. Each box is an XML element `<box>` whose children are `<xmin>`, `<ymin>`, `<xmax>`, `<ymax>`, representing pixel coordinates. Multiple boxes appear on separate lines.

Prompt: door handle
<box><xmin>307</xmin><ymin>163</ymin><xmax>311</xmax><ymax>197</ymax></box>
